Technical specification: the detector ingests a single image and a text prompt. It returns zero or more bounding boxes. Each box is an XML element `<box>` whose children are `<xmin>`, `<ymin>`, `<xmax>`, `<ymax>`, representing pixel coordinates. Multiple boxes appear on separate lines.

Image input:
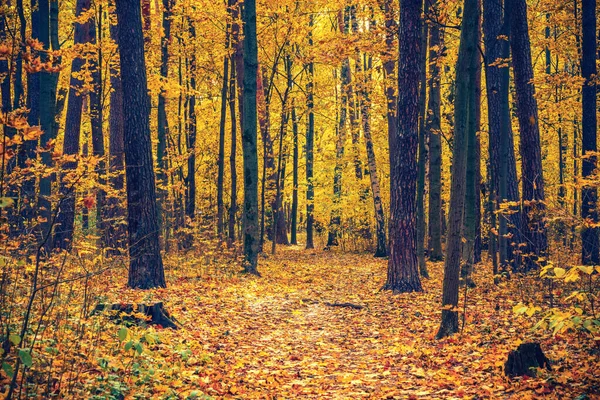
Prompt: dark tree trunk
<box><xmin>185</xmin><ymin>21</ymin><xmax>197</xmax><ymax>223</ymax></box>
<box><xmin>437</xmin><ymin>0</ymin><xmax>479</xmax><ymax>338</ymax></box>
<box><xmin>107</xmin><ymin>21</ymin><xmax>126</xmax><ymax>254</ymax></box>
<box><xmin>473</xmin><ymin>16</ymin><xmax>483</xmax><ymax>265</ymax></box>
<box><xmin>115</xmin><ymin>0</ymin><xmax>166</xmax><ymax>289</ymax></box>
<box><xmin>461</xmin><ymin>1</ymin><xmax>482</xmax><ymax>285</ymax></box>
<box><xmin>383</xmin><ymin>0</ymin><xmax>423</xmax><ymax>293</ymax></box>
<box><xmin>290</xmin><ymin>98</ymin><xmax>299</xmax><ymax>245</ymax></box>
<box><xmin>90</xmin><ymin>8</ymin><xmax>107</xmax><ymax>246</ymax></box>
<box><xmin>483</xmin><ymin>0</ymin><xmax>520</xmax><ymax>273</ymax></box>
<box><xmin>241</xmin><ymin>0</ymin><xmax>260</xmax><ymax>274</ymax></box>
<box><xmin>271</xmin><ymin>55</ymin><xmax>292</xmax><ymax>254</ymax></box>
<box><xmin>37</xmin><ymin>0</ymin><xmax>54</xmax><ymax>243</ymax></box>
<box><xmin>426</xmin><ymin>0</ymin><xmax>443</xmax><ymax>262</ymax></box>
<box><xmin>53</xmin><ymin>0</ymin><xmax>92</xmax><ymax>251</ymax></box>
<box><xmin>509</xmin><ymin>0</ymin><xmax>547</xmax><ymax>270</ymax></box>
<box><xmin>217</xmin><ymin>13</ymin><xmax>232</xmax><ymax>238</ymax></box>
<box><xmin>581</xmin><ymin>0</ymin><xmax>598</xmax><ymax>266</ymax></box>
<box><xmin>305</xmin><ymin>15</ymin><xmax>315</xmax><ymax>250</ymax></box>
<box><xmin>157</xmin><ymin>0</ymin><xmax>173</xmax><ymax>240</ymax></box>
<box><xmin>228</xmin><ymin>55</ymin><xmax>238</xmax><ymax>244</ymax></box>
<box><xmin>416</xmin><ymin>13</ymin><xmax>429</xmax><ymax>278</ymax></box>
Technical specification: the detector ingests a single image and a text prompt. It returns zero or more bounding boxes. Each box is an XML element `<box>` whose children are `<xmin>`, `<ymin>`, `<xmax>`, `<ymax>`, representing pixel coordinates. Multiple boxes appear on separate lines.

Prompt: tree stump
<box><xmin>93</xmin><ymin>302</ymin><xmax>178</xmax><ymax>329</ymax></box>
<box><xmin>504</xmin><ymin>342</ymin><xmax>550</xmax><ymax>377</ymax></box>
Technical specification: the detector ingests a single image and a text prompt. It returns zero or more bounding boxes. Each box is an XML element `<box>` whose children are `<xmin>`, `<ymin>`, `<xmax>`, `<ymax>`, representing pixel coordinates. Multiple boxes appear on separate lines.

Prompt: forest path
<box><xmin>108</xmin><ymin>247</ymin><xmax>596</xmax><ymax>399</ymax></box>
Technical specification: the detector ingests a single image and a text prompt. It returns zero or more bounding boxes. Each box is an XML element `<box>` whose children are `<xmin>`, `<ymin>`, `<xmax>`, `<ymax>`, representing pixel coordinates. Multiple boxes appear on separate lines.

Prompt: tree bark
<box><xmin>509</xmin><ymin>0</ymin><xmax>547</xmax><ymax>270</ymax></box>
<box><xmin>241</xmin><ymin>0</ymin><xmax>260</xmax><ymax>274</ymax></box>
<box><xmin>157</xmin><ymin>0</ymin><xmax>173</xmax><ymax>241</ymax></box>
<box><xmin>290</xmin><ymin>98</ymin><xmax>299</xmax><ymax>245</ymax></box>
<box><xmin>437</xmin><ymin>0</ymin><xmax>478</xmax><ymax>338</ymax></box>
<box><xmin>304</xmin><ymin>15</ymin><xmax>315</xmax><ymax>250</ymax></box>
<box><xmin>217</xmin><ymin>12</ymin><xmax>232</xmax><ymax>238</ymax></box>
<box><xmin>116</xmin><ymin>0</ymin><xmax>166</xmax><ymax>289</ymax></box>
<box><xmin>383</xmin><ymin>0</ymin><xmax>423</xmax><ymax>293</ymax></box>
<box><xmin>416</xmin><ymin>12</ymin><xmax>429</xmax><ymax>277</ymax></box>
<box><xmin>327</xmin><ymin>11</ymin><xmax>350</xmax><ymax>248</ymax></box>
<box><xmin>107</xmin><ymin>21</ymin><xmax>126</xmax><ymax>254</ymax></box>
<box><xmin>89</xmin><ymin>8</ymin><xmax>107</xmax><ymax>246</ymax></box>
<box><xmin>185</xmin><ymin>21</ymin><xmax>197</xmax><ymax>224</ymax></box>
<box><xmin>359</xmin><ymin>53</ymin><xmax>387</xmax><ymax>258</ymax></box>
<box><xmin>581</xmin><ymin>0</ymin><xmax>598</xmax><ymax>266</ymax></box>
<box><xmin>483</xmin><ymin>0</ymin><xmax>520</xmax><ymax>273</ymax></box>
<box><xmin>228</xmin><ymin>55</ymin><xmax>238</xmax><ymax>244</ymax></box>
<box><xmin>426</xmin><ymin>0</ymin><xmax>443</xmax><ymax>262</ymax></box>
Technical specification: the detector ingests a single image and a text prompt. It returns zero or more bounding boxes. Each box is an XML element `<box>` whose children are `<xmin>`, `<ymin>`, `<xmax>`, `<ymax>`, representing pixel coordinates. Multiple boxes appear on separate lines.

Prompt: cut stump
<box><xmin>93</xmin><ymin>302</ymin><xmax>178</xmax><ymax>329</ymax></box>
<box><xmin>505</xmin><ymin>342</ymin><xmax>550</xmax><ymax>377</ymax></box>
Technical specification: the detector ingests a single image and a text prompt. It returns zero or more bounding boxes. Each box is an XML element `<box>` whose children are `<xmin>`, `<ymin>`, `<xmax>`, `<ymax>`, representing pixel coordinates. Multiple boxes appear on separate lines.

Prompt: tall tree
<box><xmin>228</xmin><ymin>55</ymin><xmax>238</xmax><ymax>243</ymax></box>
<box><xmin>305</xmin><ymin>14</ymin><xmax>316</xmax><ymax>250</ymax></box>
<box><xmin>240</xmin><ymin>0</ymin><xmax>260</xmax><ymax>275</ymax></box>
<box><xmin>106</xmin><ymin>20</ymin><xmax>126</xmax><ymax>253</ymax></box>
<box><xmin>426</xmin><ymin>0</ymin><xmax>443</xmax><ymax>262</ymax></box>
<box><xmin>327</xmin><ymin>10</ymin><xmax>350</xmax><ymax>248</ymax></box>
<box><xmin>115</xmin><ymin>0</ymin><xmax>166</xmax><ymax>288</ymax></box>
<box><xmin>416</xmin><ymin>6</ymin><xmax>429</xmax><ymax>277</ymax></box>
<box><xmin>509</xmin><ymin>0</ymin><xmax>547</xmax><ymax>270</ymax></box>
<box><xmin>185</xmin><ymin>19</ymin><xmax>197</xmax><ymax>224</ymax></box>
<box><xmin>359</xmin><ymin>34</ymin><xmax>387</xmax><ymax>258</ymax></box>
<box><xmin>383</xmin><ymin>0</ymin><xmax>423</xmax><ymax>293</ymax></box>
<box><xmin>217</xmin><ymin>9</ymin><xmax>232</xmax><ymax>237</ymax></box>
<box><xmin>483</xmin><ymin>0</ymin><xmax>520</xmax><ymax>273</ymax></box>
<box><xmin>37</xmin><ymin>0</ymin><xmax>55</xmax><ymax>242</ymax></box>
<box><xmin>436</xmin><ymin>0</ymin><xmax>479</xmax><ymax>338</ymax></box>
<box><xmin>290</xmin><ymin>97</ymin><xmax>299</xmax><ymax>245</ymax></box>
<box><xmin>89</xmin><ymin>7</ymin><xmax>107</xmax><ymax>245</ymax></box>
<box><xmin>581</xmin><ymin>0</ymin><xmax>598</xmax><ymax>266</ymax></box>
<box><xmin>157</xmin><ymin>0</ymin><xmax>173</xmax><ymax>239</ymax></box>
<box><xmin>53</xmin><ymin>0</ymin><xmax>92</xmax><ymax>251</ymax></box>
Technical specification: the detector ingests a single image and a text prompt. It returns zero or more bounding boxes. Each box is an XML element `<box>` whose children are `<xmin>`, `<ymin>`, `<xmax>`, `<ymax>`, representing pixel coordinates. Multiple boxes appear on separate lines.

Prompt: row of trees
<box><xmin>0</xmin><ymin>0</ymin><xmax>597</xmax><ymax>335</ymax></box>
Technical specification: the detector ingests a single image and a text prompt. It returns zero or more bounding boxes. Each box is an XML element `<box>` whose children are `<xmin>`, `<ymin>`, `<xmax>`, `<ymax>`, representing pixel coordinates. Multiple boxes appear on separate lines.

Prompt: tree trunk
<box><xmin>107</xmin><ymin>21</ymin><xmax>126</xmax><ymax>254</ymax></box>
<box><xmin>115</xmin><ymin>0</ymin><xmax>166</xmax><ymax>289</ymax></box>
<box><xmin>90</xmin><ymin>8</ymin><xmax>107</xmax><ymax>246</ymax></box>
<box><xmin>359</xmin><ymin>53</ymin><xmax>387</xmax><ymax>258</ymax></box>
<box><xmin>581</xmin><ymin>0</ymin><xmax>598</xmax><ymax>266</ymax></box>
<box><xmin>305</xmin><ymin>14</ymin><xmax>315</xmax><ymax>250</ymax></box>
<box><xmin>473</xmin><ymin>14</ymin><xmax>483</xmax><ymax>265</ymax></box>
<box><xmin>509</xmin><ymin>0</ymin><xmax>547</xmax><ymax>270</ymax></box>
<box><xmin>426</xmin><ymin>0</ymin><xmax>443</xmax><ymax>262</ymax></box>
<box><xmin>327</xmin><ymin>11</ymin><xmax>350</xmax><ymax>248</ymax></box>
<box><xmin>217</xmin><ymin>15</ymin><xmax>231</xmax><ymax>238</ymax></box>
<box><xmin>483</xmin><ymin>0</ymin><xmax>519</xmax><ymax>273</ymax></box>
<box><xmin>436</xmin><ymin>0</ymin><xmax>478</xmax><ymax>338</ymax></box>
<box><xmin>416</xmin><ymin>14</ymin><xmax>429</xmax><ymax>278</ymax></box>
<box><xmin>185</xmin><ymin>21</ymin><xmax>197</xmax><ymax>224</ymax></box>
<box><xmin>53</xmin><ymin>0</ymin><xmax>92</xmax><ymax>251</ymax></box>
<box><xmin>157</xmin><ymin>0</ymin><xmax>173</xmax><ymax>241</ymax></box>
<box><xmin>271</xmin><ymin>55</ymin><xmax>292</xmax><ymax>254</ymax></box>
<box><xmin>37</xmin><ymin>0</ymin><xmax>54</xmax><ymax>243</ymax></box>
<box><xmin>290</xmin><ymin>98</ymin><xmax>299</xmax><ymax>245</ymax></box>
<box><xmin>228</xmin><ymin>55</ymin><xmax>238</xmax><ymax>244</ymax></box>
<box><xmin>383</xmin><ymin>0</ymin><xmax>423</xmax><ymax>293</ymax></box>
<box><xmin>241</xmin><ymin>0</ymin><xmax>260</xmax><ymax>275</ymax></box>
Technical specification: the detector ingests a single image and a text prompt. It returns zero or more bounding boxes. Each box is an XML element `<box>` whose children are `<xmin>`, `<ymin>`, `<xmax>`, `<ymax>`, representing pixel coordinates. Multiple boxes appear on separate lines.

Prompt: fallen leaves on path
<box><xmin>10</xmin><ymin>247</ymin><xmax>599</xmax><ymax>399</ymax></box>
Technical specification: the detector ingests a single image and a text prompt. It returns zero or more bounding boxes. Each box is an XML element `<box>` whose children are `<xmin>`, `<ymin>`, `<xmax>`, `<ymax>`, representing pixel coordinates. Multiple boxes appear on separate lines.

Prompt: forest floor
<box><xmin>69</xmin><ymin>245</ymin><xmax>600</xmax><ymax>400</ymax></box>
<box><xmin>10</xmin><ymin>245</ymin><xmax>598</xmax><ymax>399</ymax></box>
